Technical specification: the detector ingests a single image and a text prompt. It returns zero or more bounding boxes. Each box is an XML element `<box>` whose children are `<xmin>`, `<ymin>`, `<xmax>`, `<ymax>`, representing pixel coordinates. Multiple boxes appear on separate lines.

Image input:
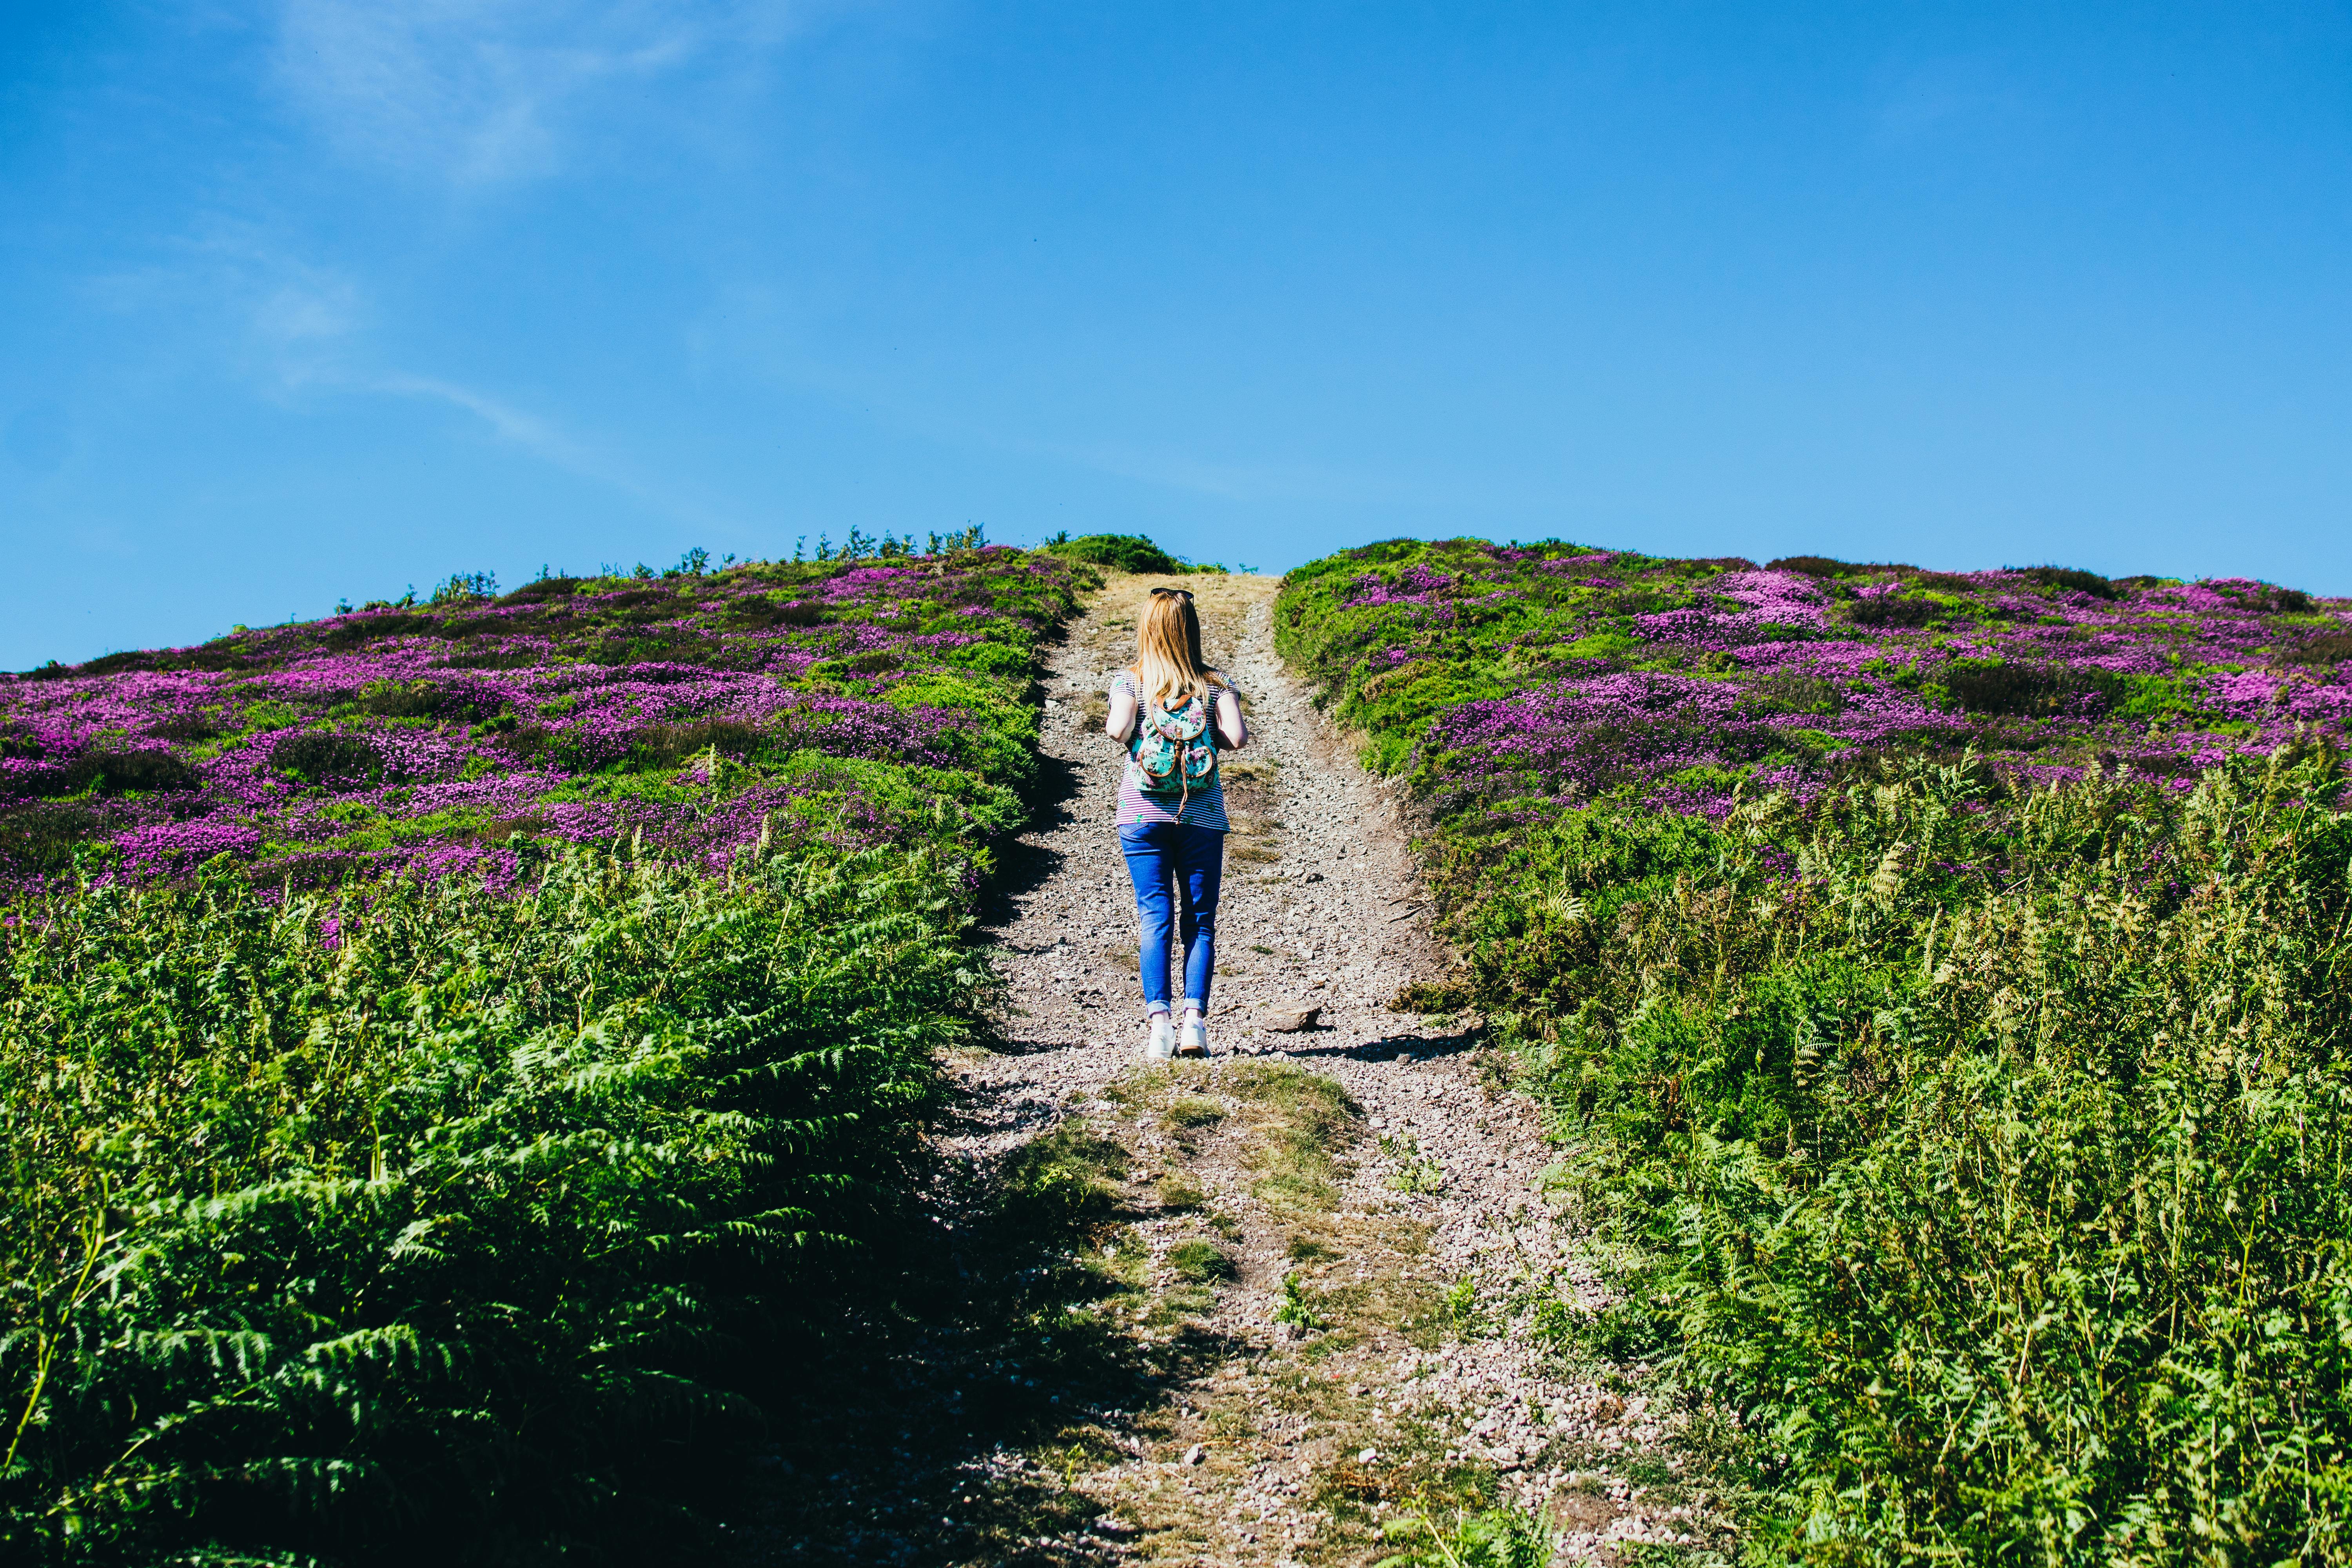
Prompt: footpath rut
<box><xmin>744</xmin><ymin>574</ymin><xmax>1710</xmax><ymax>1567</ymax></box>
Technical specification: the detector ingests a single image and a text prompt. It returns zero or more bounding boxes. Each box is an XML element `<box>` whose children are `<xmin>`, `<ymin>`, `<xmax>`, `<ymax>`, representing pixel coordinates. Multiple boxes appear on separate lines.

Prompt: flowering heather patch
<box><xmin>1278</xmin><ymin>537</ymin><xmax>2350</xmax><ymax>820</ymax></box>
<box><xmin>0</xmin><ymin>547</ymin><xmax>1092</xmax><ymax>890</ymax></box>
<box><xmin>1278</xmin><ymin>539</ymin><xmax>2352</xmax><ymax>1562</ymax></box>
<box><xmin>0</xmin><ymin>539</ymin><xmax>1102</xmax><ymax>1562</ymax></box>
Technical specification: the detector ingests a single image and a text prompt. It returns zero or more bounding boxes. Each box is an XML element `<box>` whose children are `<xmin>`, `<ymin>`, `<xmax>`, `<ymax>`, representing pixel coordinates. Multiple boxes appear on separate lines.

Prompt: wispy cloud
<box><xmin>97</xmin><ymin>229</ymin><xmax>730</xmax><ymax>526</ymax></box>
<box><xmin>252</xmin><ymin>273</ymin><xmax>361</xmax><ymax>347</ymax></box>
<box><xmin>84</xmin><ymin>225</ymin><xmax>369</xmax><ymax>389</ymax></box>
<box><xmin>370</xmin><ymin>370</ymin><xmax>605</xmax><ymax>478</ymax></box>
<box><xmin>682</xmin><ymin>287</ymin><xmax>1464</xmax><ymax>509</ymax></box>
<box><xmin>367</xmin><ymin>371</ymin><xmax>740</xmax><ymax>532</ymax></box>
<box><xmin>273</xmin><ymin>0</ymin><xmax>804</xmax><ymax>183</ymax></box>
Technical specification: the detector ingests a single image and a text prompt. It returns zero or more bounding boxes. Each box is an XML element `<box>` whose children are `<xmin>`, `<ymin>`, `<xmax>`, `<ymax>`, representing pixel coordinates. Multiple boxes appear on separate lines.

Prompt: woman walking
<box><xmin>1106</xmin><ymin>586</ymin><xmax>1249</xmax><ymax>1059</ymax></box>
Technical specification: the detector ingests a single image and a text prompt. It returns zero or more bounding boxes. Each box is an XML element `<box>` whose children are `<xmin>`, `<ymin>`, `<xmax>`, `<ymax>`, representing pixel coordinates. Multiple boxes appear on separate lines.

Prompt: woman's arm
<box><xmin>1213</xmin><ymin>686</ymin><xmax>1248</xmax><ymax>751</ymax></box>
<box><xmin>1105</xmin><ymin>679</ymin><xmax>1140</xmax><ymax>743</ymax></box>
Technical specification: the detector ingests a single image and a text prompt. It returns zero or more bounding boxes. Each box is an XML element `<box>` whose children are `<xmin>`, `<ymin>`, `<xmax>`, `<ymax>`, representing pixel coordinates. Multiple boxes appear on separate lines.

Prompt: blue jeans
<box><xmin>1119</xmin><ymin>822</ymin><xmax>1225</xmax><ymax>1014</ymax></box>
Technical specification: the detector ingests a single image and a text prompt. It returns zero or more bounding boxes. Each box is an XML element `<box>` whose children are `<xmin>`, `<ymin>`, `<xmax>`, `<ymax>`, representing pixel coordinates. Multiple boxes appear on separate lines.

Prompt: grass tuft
<box><xmin>1166</xmin><ymin>1240</ymin><xmax>1236</xmax><ymax>1284</ymax></box>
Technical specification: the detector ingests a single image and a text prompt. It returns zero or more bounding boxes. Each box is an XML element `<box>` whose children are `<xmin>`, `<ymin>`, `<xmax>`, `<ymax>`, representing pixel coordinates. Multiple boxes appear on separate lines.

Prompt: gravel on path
<box><xmin>943</xmin><ymin>573</ymin><xmax>1711</xmax><ymax>1566</ymax></box>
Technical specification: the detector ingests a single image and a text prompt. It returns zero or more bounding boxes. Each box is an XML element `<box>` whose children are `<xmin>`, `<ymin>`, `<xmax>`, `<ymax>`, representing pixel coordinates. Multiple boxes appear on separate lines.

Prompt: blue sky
<box><xmin>3</xmin><ymin>1</ymin><xmax>2349</xmax><ymax>667</ymax></box>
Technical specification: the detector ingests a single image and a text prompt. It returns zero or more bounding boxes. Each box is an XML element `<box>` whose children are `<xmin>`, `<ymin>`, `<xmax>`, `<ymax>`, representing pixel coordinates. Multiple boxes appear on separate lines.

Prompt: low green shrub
<box><xmin>1277</xmin><ymin>538</ymin><xmax>2352</xmax><ymax>1562</ymax></box>
<box><xmin>1</xmin><ymin>843</ymin><xmax>977</xmax><ymax>1565</ymax></box>
<box><xmin>1039</xmin><ymin>532</ymin><xmax>1181</xmax><ymax>575</ymax></box>
<box><xmin>1458</xmin><ymin>751</ymin><xmax>2352</xmax><ymax>1561</ymax></box>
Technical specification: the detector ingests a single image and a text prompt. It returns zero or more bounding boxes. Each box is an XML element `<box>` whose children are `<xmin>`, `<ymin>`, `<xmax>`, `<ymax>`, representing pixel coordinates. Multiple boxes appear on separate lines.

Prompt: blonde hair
<box><xmin>1133</xmin><ymin>590</ymin><xmax>1218</xmax><ymax>708</ymax></box>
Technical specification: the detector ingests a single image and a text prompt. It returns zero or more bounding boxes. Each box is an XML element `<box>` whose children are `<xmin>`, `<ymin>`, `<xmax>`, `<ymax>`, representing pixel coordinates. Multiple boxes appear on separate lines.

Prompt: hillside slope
<box><xmin>1278</xmin><ymin>539</ymin><xmax>2352</xmax><ymax>1564</ymax></box>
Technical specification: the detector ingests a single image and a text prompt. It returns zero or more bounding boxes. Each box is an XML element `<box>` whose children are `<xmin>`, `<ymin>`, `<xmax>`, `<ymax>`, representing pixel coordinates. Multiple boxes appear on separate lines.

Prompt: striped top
<box><xmin>1111</xmin><ymin>671</ymin><xmax>1230</xmax><ymax>830</ymax></box>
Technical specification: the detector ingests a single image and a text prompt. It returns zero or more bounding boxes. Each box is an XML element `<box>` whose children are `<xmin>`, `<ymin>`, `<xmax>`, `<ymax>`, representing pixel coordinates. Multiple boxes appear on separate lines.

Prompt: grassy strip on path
<box><xmin>745</xmin><ymin>1055</ymin><xmax>1551</xmax><ymax>1568</ymax></box>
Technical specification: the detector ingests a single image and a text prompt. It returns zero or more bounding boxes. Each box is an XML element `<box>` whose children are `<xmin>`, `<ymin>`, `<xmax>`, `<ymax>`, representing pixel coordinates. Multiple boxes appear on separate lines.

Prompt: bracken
<box><xmin>0</xmin><ymin>536</ymin><xmax>1099</xmax><ymax>1566</ymax></box>
<box><xmin>1278</xmin><ymin>537</ymin><xmax>2352</xmax><ymax>1566</ymax></box>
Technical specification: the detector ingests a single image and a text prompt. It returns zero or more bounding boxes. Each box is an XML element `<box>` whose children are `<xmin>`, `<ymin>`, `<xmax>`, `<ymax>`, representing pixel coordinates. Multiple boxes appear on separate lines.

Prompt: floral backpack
<box><xmin>1125</xmin><ymin>675</ymin><xmax>1221</xmax><ymax>804</ymax></box>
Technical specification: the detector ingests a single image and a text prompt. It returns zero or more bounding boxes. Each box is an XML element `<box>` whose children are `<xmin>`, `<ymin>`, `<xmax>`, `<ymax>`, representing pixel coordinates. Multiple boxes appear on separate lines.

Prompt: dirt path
<box><xmin>945</xmin><ymin>573</ymin><xmax>1707</xmax><ymax>1566</ymax></box>
<box><xmin>741</xmin><ymin>574</ymin><xmax>1712</xmax><ymax>1566</ymax></box>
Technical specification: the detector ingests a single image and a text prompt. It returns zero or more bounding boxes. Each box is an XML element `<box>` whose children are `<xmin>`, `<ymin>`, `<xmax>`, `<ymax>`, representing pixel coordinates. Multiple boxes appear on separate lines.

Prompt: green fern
<box><xmin>1375</xmin><ymin>1500</ymin><xmax>1557</xmax><ymax>1568</ymax></box>
<box><xmin>1</xmin><ymin>840</ymin><xmax>981</xmax><ymax>1563</ymax></box>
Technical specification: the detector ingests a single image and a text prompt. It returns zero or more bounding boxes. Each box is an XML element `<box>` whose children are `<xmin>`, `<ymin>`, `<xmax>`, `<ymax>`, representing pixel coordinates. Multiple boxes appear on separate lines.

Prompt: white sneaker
<box><xmin>1178</xmin><ymin>1015</ymin><xmax>1210</xmax><ymax>1056</ymax></box>
<box><xmin>1144</xmin><ymin>1014</ymin><xmax>1176</xmax><ymax>1060</ymax></box>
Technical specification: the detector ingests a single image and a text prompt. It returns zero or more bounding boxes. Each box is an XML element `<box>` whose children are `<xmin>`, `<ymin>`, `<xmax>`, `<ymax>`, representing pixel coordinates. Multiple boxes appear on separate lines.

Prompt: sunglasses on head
<box><xmin>1150</xmin><ymin>587</ymin><xmax>1194</xmax><ymax>601</ymax></box>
